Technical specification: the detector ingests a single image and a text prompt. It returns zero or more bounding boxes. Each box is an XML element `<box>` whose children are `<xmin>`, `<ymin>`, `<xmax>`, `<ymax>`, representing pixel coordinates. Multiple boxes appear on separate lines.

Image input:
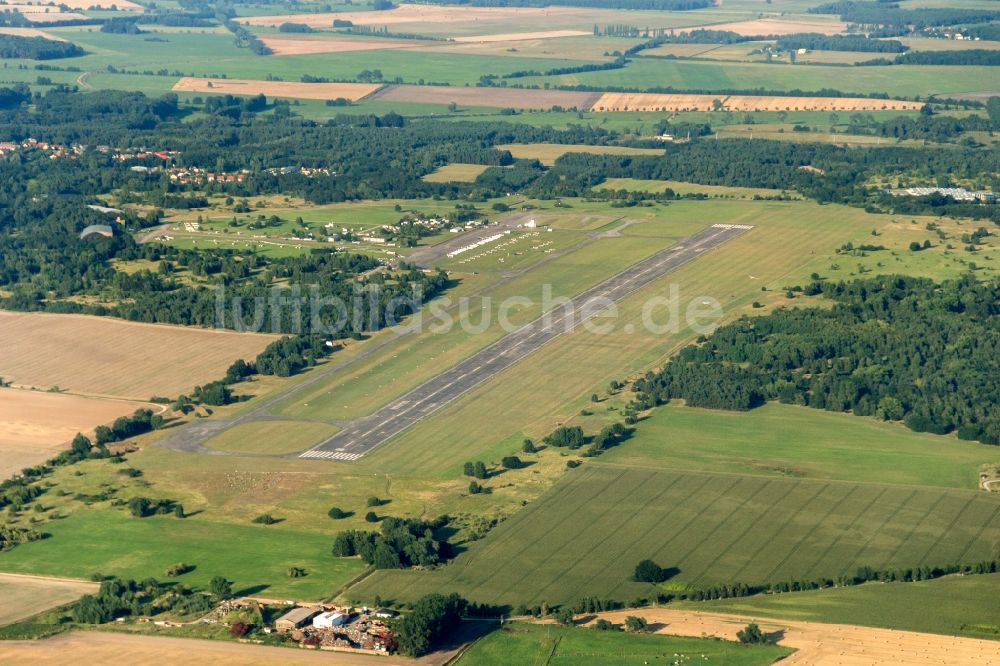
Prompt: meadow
<box><xmin>349</xmin><ymin>465</ymin><xmax>1000</xmax><ymax>607</ymax></box>
<box><xmin>455</xmin><ymin>622</ymin><xmax>792</xmax><ymax>666</ymax></box>
<box><xmin>683</xmin><ymin>573</ymin><xmax>1000</xmax><ymax>639</ymax></box>
<box><xmin>0</xmin><ymin>509</ymin><xmax>366</xmax><ymax>600</ymax></box>
<box><xmin>582</xmin><ymin>402</ymin><xmax>1000</xmax><ymax>490</ymax></box>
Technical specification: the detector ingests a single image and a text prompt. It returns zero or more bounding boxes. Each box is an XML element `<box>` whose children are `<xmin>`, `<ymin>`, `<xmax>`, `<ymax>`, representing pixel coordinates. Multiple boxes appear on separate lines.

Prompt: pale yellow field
<box><xmin>20</xmin><ymin>11</ymin><xmax>88</xmax><ymax>23</ymax></box>
<box><xmin>0</xmin><ymin>26</ymin><xmax>63</xmax><ymax>40</ymax></box>
<box><xmin>0</xmin><ymin>311</ymin><xmax>277</xmax><ymax>399</ymax></box>
<box><xmin>592</xmin><ymin>92</ymin><xmax>922</xmax><ymax>112</ymax></box>
<box><xmin>422</xmin><ymin>163</ymin><xmax>491</xmax><ymax>183</ymax></box>
<box><xmin>580</xmin><ymin>609</ymin><xmax>1000</xmax><ymax>666</ymax></box>
<box><xmin>680</xmin><ymin>16</ymin><xmax>847</xmax><ymax>37</ymax></box>
<box><xmin>172</xmin><ymin>78</ymin><xmax>382</xmax><ymax>102</ymax></box>
<box><xmin>592</xmin><ymin>93</ymin><xmax>720</xmax><ymax>112</ymax></box>
<box><xmin>0</xmin><ymin>389</ymin><xmax>152</xmax><ymax>478</ymax></box>
<box><xmin>0</xmin><ymin>574</ymin><xmax>97</xmax><ymax>627</ymax></box>
<box><xmin>498</xmin><ymin>143</ymin><xmax>664</xmax><ymax>165</ymax></box>
<box><xmin>259</xmin><ymin>35</ymin><xmax>422</xmax><ymax>56</ymax></box>
<box><xmin>1</xmin><ymin>0</ymin><xmax>141</xmax><ymax>8</ymax></box>
<box><xmin>453</xmin><ymin>30</ymin><xmax>589</xmax><ymax>43</ymax></box>
<box><xmin>725</xmin><ymin>95</ymin><xmax>921</xmax><ymax>111</ymax></box>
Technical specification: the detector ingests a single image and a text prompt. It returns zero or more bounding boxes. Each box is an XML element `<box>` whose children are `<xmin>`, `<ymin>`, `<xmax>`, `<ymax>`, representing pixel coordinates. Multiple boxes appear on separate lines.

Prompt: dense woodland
<box><xmin>0</xmin><ymin>35</ymin><xmax>85</xmax><ymax>60</ymax></box>
<box><xmin>0</xmin><ymin>88</ymin><xmax>997</xmax><ymax>328</ymax></box>
<box><xmin>776</xmin><ymin>33</ymin><xmax>907</xmax><ymax>53</ymax></box>
<box><xmin>634</xmin><ymin>275</ymin><xmax>1000</xmax><ymax>445</ymax></box>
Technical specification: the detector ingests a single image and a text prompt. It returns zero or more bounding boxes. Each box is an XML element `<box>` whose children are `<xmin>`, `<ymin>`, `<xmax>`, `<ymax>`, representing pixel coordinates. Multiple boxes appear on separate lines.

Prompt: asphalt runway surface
<box><xmin>299</xmin><ymin>223</ymin><xmax>752</xmax><ymax>462</ymax></box>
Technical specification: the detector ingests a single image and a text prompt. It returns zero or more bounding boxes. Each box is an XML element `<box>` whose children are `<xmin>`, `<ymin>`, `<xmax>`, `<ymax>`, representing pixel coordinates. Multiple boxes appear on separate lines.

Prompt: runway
<box><xmin>300</xmin><ymin>223</ymin><xmax>752</xmax><ymax>461</ymax></box>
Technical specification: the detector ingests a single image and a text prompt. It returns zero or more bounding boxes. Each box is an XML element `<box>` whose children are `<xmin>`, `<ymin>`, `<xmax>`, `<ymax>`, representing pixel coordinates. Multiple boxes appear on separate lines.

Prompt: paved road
<box><xmin>300</xmin><ymin>223</ymin><xmax>752</xmax><ymax>462</ymax></box>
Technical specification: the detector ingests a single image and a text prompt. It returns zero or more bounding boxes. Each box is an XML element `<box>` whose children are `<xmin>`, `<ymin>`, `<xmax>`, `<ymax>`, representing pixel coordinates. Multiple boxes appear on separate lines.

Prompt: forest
<box><xmin>633</xmin><ymin>275</ymin><xmax>1000</xmax><ymax>445</ymax></box>
<box><xmin>0</xmin><ymin>35</ymin><xmax>85</xmax><ymax>60</ymax></box>
<box><xmin>776</xmin><ymin>33</ymin><xmax>907</xmax><ymax>53</ymax></box>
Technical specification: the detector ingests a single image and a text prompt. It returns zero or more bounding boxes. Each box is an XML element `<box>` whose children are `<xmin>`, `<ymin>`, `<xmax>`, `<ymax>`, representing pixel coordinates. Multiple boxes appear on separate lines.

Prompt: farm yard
<box><xmin>0</xmin><ymin>311</ymin><xmax>277</xmax><ymax>399</ymax></box>
<box><xmin>349</xmin><ymin>465</ymin><xmax>1000</xmax><ymax>607</ymax></box>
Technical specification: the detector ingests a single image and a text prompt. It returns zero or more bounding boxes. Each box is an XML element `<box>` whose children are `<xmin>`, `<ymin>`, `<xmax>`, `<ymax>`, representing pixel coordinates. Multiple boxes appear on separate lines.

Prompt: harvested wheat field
<box><xmin>577</xmin><ymin>609</ymin><xmax>1000</xmax><ymax>665</ymax></box>
<box><xmin>592</xmin><ymin>92</ymin><xmax>720</xmax><ymax>112</ymax></box>
<box><xmin>0</xmin><ymin>311</ymin><xmax>277</xmax><ymax>399</ymax></box>
<box><xmin>259</xmin><ymin>35</ymin><xmax>423</xmax><ymax>56</ymax></box>
<box><xmin>0</xmin><ymin>389</ymin><xmax>152</xmax><ymax>477</ymax></box>
<box><xmin>172</xmin><ymin>77</ymin><xmax>382</xmax><ymax>101</ymax></box>
<box><xmin>0</xmin><ymin>629</ymin><xmax>470</xmax><ymax>665</ymax></box>
<box><xmin>19</xmin><ymin>11</ymin><xmax>88</xmax><ymax>23</ymax></box>
<box><xmin>240</xmin><ymin>3</ymin><xmax>580</xmax><ymax>29</ymax></box>
<box><xmin>373</xmin><ymin>84</ymin><xmax>601</xmax><ymax>110</ymax></box>
<box><xmin>499</xmin><ymin>143</ymin><xmax>663</xmax><ymax>165</ymax></box>
<box><xmin>726</xmin><ymin>95</ymin><xmax>921</xmax><ymax>111</ymax></box>
<box><xmin>422</xmin><ymin>163</ymin><xmax>491</xmax><ymax>183</ymax></box>
<box><xmin>0</xmin><ymin>574</ymin><xmax>98</xmax><ymax>627</ymax></box>
<box><xmin>591</xmin><ymin>92</ymin><xmax>922</xmax><ymax>112</ymax></box>
<box><xmin>0</xmin><ymin>26</ymin><xmax>64</xmax><ymax>40</ymax></box>
<box><xmin>453</xmin><ymin>30</ymin><xmax>589</xmax><ymax>43</ymax></box>
<box><xmin>680</xmin><ymin>16</ymin><xmax>847</xmax><ymax>37</ymax></box>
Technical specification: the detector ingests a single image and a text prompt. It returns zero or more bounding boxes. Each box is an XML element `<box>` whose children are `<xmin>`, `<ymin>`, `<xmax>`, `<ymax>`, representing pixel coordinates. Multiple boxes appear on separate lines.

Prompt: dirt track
<box><xmin>581</xmin><ymin>609</ymin><xmax>1000</xmax><ymax>665</ymax></box>
<box><xmin>0</xmin><ymin>627</ymin><xmax>476</xmax><ymax>665</ymax></box>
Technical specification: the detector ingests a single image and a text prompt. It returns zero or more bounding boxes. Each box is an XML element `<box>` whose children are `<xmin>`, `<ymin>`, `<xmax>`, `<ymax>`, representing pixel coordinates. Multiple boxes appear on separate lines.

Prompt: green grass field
<box><xmin>348</xmin><ymin>465</ymin><xmax>1000</xmax><ymax>607</ymax></box>
<box><xmin>456</xmin><ymin>622</ymin><xmax>792</xmax><ymax>665</ymax></box>
<box><xmin>0</xmin><ymin>509</ymin><xmax>365</xmax><ymax>600</ymax></box>
<box><xmin>682</xmin><ymin>573</ymin><xmax>1000</xmax><ymax>640</ymax></box>
<box><xmin>589</xmin><ymin>402</ymin><xmax>1000</xmax><ymax>490</ymax></box>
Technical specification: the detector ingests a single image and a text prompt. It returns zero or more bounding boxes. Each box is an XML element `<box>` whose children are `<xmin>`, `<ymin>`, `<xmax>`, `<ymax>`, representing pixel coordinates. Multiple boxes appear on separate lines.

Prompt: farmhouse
<box><xmin>275</xmin><ymin>607</ymin><xmax>320</xmax><ymax>632</ymax></box>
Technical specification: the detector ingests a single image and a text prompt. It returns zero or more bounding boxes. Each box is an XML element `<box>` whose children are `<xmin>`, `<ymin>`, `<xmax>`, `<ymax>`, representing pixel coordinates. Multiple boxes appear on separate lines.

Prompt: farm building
<box><xmin>374</xmin><ymin>608</ymin><xmax>397</xmax><ymax>619</ymax></box>
<box><xmin>79</xmin><ymin>224</ymin><xmax>114</xmax><ymax>240</ymax></box>
<box><xmin>312</xmin><ymin>611</ymin><xmax>350</xmax><ymax>629</ymax></box>
<box><xmin>275</xmin><ymin>607</ymin><xmax>320</xmax><ymax>632</ymax></box>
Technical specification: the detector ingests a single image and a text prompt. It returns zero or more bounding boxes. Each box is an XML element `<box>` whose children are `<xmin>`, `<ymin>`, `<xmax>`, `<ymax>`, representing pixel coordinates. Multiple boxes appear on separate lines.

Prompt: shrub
<box><xmin>737</xmin><ymin>622</ymin><xmax>769</xmax><ymax>644</ymax></box>
<box><xmin>328</xmin><ymin>507</ymin><xmax>349</xmax><ymax>519</ymax></box>
<box><xmin>252</xmin><ymin>514</ymin><xmax>277</xmax><ymax>525</ymax></box>
<box><xmin>633</xmin><ymin>559</ymin><xmax>670</xmax><ymax>583</ymax></box>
